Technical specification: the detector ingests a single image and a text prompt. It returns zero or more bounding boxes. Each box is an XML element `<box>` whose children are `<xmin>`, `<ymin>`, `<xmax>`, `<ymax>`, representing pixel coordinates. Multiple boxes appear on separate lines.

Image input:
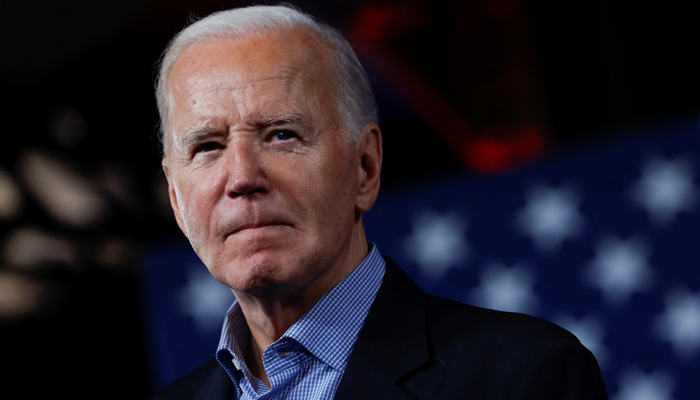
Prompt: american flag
<box><xmin>144</xmin><ymin>114</ymin><xmax>700</xmax><ymax>399</ymax></box>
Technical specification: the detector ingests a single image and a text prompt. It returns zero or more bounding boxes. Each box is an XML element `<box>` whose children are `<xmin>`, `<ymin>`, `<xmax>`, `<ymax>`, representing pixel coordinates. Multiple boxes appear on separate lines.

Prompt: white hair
<box><xmin>155</xmin><ymin>4</ymin><xmax>378</xmax><ymax>155</ymax></box>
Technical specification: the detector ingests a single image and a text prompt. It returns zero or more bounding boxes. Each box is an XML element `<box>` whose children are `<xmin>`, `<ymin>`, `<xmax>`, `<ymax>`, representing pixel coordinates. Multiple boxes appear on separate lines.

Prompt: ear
<box><xmin>162</xmin><ymin>159</ymin><xmax>188</xmax><ymax>237</ymax></box>
<box><xmin>355</xmin><ymin>123</ymin><xmax>383</xmax><ymax>213</ymax></box>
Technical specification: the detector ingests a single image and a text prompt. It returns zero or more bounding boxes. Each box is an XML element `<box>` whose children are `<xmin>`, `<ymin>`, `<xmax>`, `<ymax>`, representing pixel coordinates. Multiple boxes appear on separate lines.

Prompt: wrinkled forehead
<box><xmin>163</xmin><ymin>28</ymin><xmax>337</xmax><ymax>142</ymax></box>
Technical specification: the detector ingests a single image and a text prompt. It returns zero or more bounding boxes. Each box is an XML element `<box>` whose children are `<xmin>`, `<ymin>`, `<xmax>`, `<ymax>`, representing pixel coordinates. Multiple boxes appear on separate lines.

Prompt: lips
<box><xmin>223</xmin><ymin>220</ymin><xmax>294</xmax><ymax>238</ymax></box>
<box><xmin>232</xmin><ymin>222</ymin><xmax>288</xmax><ymax>233</ymax></box>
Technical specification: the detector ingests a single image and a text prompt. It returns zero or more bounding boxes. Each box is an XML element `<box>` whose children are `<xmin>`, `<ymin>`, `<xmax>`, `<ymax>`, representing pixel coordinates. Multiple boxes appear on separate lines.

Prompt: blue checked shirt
<box><xmin>215</xmin><ymin>244</ymin><xmax>386</xmax><ymax>399</ymax></box>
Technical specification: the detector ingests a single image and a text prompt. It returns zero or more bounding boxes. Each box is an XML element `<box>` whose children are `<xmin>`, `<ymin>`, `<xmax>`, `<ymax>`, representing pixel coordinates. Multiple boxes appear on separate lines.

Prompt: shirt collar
<box><xmin>282</xmin><ymin>244</ymin><xmax>385</xmax><ymax>371</ymax></box>
<box><xmin>217</xmin><ymin>300</ymin><xmax>249</xmax><ymax>372</ymax></box>
<box><xmin>216</xmin><ymin>244</ymin><xmax>386</xmax><ymax>374</ymax></box>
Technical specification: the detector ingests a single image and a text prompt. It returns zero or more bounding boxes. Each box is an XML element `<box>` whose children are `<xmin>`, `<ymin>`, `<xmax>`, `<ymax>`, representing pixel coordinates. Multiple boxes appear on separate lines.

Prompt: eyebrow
<box><xmin>178</xmin><ymin>126</ymin><xmax>225</xmax><ymax>150</ymax></box>
<box><xmin>256</xmin><ymin>113</ymin><xmax>312</xmax><ymax>131</ymax></box>
<box><xmin>178</xmin><ymin>112</ymin><xmax>314</xmax><ymax>149</ymax></box>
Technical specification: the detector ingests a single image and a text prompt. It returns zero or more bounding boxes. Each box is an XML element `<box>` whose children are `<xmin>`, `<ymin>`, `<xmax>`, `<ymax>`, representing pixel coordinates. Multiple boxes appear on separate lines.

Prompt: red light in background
<box><xmin>348</xmin><ymin>1</ymin><xmax>547</xmax><ymax>174</ymax></box>
<box><xmin>464</xmin><ymin>124</ymin><xmax>545</xmax><ymax>173</ymax></box>
<box><xmin>348</xmin><ymin>1</ymin><xmax>430</xmax><ymax>43</ymax></box>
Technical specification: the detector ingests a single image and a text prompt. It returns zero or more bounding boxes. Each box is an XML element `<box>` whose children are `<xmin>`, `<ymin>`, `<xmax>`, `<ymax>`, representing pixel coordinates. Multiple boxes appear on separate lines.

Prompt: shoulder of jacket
<box><xmin>426</xmin><ymin>294</ymin><xmax>577</xmax><ymax>349</ymax></box>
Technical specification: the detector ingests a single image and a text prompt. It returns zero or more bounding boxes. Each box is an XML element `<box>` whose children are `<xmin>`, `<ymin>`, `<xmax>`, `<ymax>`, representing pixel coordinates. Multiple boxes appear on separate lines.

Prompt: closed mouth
<box><xmin>230</xmin><ymin>222</ymin><xmax>290</xmax><ymax>235</ymax></box>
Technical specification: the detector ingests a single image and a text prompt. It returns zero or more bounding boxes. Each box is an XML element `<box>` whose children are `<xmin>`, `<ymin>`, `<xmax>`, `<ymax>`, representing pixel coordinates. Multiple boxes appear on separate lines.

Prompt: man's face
<box><xmin>163</xmin><ymin>29</ymin><xmax>379</xmax><ymax>299</ymax></box>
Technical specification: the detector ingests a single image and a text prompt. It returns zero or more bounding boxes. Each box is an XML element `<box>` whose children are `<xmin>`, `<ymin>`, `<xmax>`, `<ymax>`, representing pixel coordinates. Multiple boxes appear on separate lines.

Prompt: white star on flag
<box><xmin>613</xmin><ymin>367</ymin><xmax>676</xmax><ymax>400</ymax></box>
<box><xmin>178</xmin><ymin>265</ymin><xmax>235</xmax><ymax>332</ymax></box>
<box><xmin>515</xmin><ymin>183</ymin><xmax>585</xmax><ymax>254</ymax></box>
<box><xmin>402</xmin><ymin>209</ymin><xmax>470</xmax><ymax>281</ymax></box>
<box><xmin>553</xmin><ymin>313</ymin><xmax>609</xmax><ymax>369</ymax></box>
<box><xmin>584</xmin><ymin>235</ymin><xmax>655</xmax><ymax>307</ymax></box>
<box><xmin>469</xmin><ymin>262</ymin><xmax>539</xmax><ymax>315</ymax></box>
<box><xmin>653</xmin><ymin>288</ymin><xmax>700</xmax><ymax>360</ymax></box>
<box><xmin>630</xmin><ymin>156</ymin><xmax>698</xmax><ymax>226</ymax></box>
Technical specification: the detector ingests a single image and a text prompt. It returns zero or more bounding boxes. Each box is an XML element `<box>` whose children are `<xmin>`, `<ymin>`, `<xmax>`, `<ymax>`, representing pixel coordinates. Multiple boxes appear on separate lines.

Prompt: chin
<box><xmin>211</xmin><ymin>253</ymin><xmax>294</xmax><ymax>295</ymax></box>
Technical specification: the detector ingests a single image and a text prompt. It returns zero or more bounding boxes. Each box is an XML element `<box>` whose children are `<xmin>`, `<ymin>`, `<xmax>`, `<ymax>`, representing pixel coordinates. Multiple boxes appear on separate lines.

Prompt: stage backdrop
<box><xmin>143</xmin><ymin>114</ymin><xmax>700</xmax><ymax>399</ymax></box>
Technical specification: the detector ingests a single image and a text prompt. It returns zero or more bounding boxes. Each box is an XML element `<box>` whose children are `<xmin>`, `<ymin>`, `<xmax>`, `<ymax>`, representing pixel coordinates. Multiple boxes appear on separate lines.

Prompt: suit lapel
<box><xmin>335</xmin><ymin>257</ymin><xmax>431</xmax><ymax>399</ymax></box>
<box><xmin>334</xmin><ymin>350</ymin><xmax>417</xmax><ymax>400</ymax></box>
<box><xmin>193</xmin><ymin>364</ymin><xmax>234</xmax><ymax>400</ymax></box>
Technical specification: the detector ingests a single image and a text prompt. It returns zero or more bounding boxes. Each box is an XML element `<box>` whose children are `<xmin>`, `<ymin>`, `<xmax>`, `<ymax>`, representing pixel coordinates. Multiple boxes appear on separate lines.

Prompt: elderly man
<box><xmin>152</xmin><ymin>5</ymin><xmax>607</xmax><ymax>400</ymax></box>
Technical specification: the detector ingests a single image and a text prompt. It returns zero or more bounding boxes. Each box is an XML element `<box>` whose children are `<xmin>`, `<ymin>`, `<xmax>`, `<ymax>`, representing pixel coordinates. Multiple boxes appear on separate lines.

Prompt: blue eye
<box><xmin>196</xmin><ymin>142</ymin><xmax>223</xmax><ymax>153</ymax></box>
<box><xmin>272</xmin><ymin>130</ymin><xmax>296</xmax><ymax>141</ymax></box>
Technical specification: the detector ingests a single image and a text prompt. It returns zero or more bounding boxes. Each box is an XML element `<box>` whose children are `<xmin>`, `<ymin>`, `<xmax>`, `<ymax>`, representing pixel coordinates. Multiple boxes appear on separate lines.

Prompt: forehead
<box><xmin>169</xmin><ymin>29</ymin><xmax>332</xmax><ymax>98</ymax></box>
<box><xmin>165</xmin><ymin>29</ymin><xmax>337</xmax><ymax>137</ymax></box>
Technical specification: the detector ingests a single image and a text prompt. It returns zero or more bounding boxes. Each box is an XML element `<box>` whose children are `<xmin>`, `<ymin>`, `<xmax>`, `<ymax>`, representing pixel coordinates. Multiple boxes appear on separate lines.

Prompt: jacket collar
<box><xmin>193</xmin><ymin>361</ymin><xmax>234</xmax><ymax>400</ymax></box>
<box><xmin>334</xmin><ymin>257</ymin><xmax>431</xmax><ymax>400</ymax></box>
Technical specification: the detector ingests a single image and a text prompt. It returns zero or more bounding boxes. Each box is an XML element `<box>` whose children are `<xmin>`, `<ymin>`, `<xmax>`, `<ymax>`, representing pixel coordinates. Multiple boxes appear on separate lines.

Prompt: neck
<box><xmin>235</xmin><ymin>225</ymin><xmax>369</xmax><ymax>385</ymax></box>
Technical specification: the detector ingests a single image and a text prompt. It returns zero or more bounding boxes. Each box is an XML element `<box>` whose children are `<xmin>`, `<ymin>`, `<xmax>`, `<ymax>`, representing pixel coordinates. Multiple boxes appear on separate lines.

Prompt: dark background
<box><xmin>1</xmin><ymin>0</ymin><xmax>698</xmax><ymax>397</ymax></box>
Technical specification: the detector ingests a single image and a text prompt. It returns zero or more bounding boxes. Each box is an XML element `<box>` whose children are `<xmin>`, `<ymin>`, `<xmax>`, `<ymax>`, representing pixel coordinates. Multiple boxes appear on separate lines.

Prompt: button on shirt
<box><xmin>215</xmin><ymin>245</ymin><xmax>386</xmax><ymax>399</ymax></box>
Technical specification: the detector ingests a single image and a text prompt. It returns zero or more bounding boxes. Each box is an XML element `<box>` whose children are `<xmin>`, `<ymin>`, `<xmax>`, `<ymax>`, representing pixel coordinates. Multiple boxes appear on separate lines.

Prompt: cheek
<box><xmin>174</xmin><ymin>185</ymin><xmax>203</xmax><ymax>240</ymax></box>
<box><xmin>306</xmin><ymin>157</ymin><xmax>358</xmax><ymax>223</ymax></box>
<box><xmin>174</xmin><ymin>173</ymin><xmax>220</xmax><ymax>238</ymax></box>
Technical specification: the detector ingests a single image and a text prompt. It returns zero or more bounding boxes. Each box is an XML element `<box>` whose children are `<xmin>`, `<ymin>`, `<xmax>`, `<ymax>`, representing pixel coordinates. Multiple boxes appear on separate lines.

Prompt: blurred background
<box><xmin>1</xmin><ymin>0</ymin><xmax>699</xmax><ymax>398</ymax></box>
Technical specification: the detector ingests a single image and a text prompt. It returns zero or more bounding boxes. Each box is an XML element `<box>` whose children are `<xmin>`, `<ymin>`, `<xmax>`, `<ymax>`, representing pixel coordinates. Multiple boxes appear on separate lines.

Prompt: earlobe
<box><xmin>356</xmin><ymin>123</ymin><xmax>383</xmax><ymax>213</ymax></box>
<box><xmin>162</xmin><ymin>159</ymin><xmax>188</xmax><ymax>237</ymax></box>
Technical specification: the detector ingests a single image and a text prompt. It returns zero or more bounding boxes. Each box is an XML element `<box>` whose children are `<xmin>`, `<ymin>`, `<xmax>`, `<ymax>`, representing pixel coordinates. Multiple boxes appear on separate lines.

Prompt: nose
<box><xmin>224</xmin><ymin>142</ymin><xmax>270</xmax><ymax>197</ymax></box>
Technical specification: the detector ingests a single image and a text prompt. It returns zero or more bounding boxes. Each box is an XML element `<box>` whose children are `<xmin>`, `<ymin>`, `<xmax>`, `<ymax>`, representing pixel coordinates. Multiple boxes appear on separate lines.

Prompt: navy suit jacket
<box><xmin>151</xmin><ymin>257</ymin><xmax>608</xmax><ymax>399</ymax></box>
